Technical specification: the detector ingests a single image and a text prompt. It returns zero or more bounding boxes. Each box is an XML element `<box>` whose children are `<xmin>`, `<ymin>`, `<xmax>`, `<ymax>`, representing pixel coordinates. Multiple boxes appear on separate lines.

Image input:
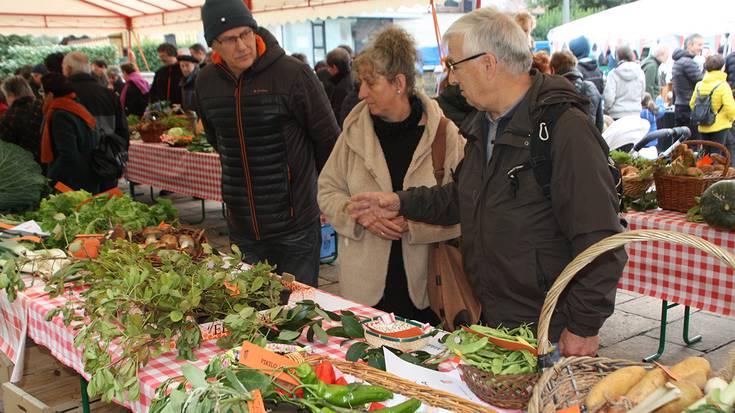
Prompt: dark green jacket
<box><xmin>434</xmin><ymin>84</ymin><xmax>475</xmax><ymax>128</ymax></box>
<box><xmin>46</xmin><ymin>110</ymin><xmax>100</xmax><ymax>194</ymax></box>
<box><xmin>398</xmin><ymin>71</ymin><xmax>627</xmax><ymax>340</ymax></box>
<box><xmin>641</xmin><ymin>55</ymin><xmax>662</xmax><ymax>97</ymax></box>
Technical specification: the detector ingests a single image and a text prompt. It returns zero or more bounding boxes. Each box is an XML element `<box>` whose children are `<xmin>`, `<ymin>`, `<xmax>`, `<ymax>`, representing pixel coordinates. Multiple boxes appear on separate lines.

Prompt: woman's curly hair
<box><xmin>353</xmin><ymin>26</ymin><xmax>418</xmax><ymax>95</ymax></box>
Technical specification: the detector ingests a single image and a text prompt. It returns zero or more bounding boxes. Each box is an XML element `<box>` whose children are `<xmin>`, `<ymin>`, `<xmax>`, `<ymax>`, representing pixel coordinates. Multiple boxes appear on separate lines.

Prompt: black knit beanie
<box><xmin>41</xmin><ymin>73</ymin><xmax>73</xmax><ymax>97</ymax></box>
<box><xmin>201</xmin><ymin>0</ymin><xmax>258</xmax><ymax>46</ymax></box>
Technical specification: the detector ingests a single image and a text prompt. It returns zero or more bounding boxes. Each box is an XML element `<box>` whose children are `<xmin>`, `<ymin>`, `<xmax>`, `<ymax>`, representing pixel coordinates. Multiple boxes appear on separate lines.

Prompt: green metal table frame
<box><xmin>80</xmin><ymin>375</ymin><xmax>91</xmax><ymax>413</ymax></box>
<box><xmin>643</xmin><ymin>300</ymin><xmax>702</xmax><ymax>362</ymax></box>
<box><xmin>128</xmin><ymin>181</ymin><xmax>225</xmax><ymax>225</ymax></box>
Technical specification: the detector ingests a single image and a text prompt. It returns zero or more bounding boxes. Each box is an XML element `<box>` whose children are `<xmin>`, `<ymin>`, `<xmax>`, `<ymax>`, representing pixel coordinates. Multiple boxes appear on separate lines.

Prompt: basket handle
<box><xmin>536</xmin><ymin>229</ymin><xmax>735</xmax><ymax>356</ymax></box>
<box><xmin>682</xmin><ymin>140</ymin><xmax>731</xmax><ymax>177</ymax></box>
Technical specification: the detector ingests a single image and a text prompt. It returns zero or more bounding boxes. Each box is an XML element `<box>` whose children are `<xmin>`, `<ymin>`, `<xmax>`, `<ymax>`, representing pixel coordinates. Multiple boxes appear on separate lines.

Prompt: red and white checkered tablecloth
<box><xmin>125</xmin><ymin>141</ymin><xmax>222</xmax><ymax>202</ymax></box>
<box><xmin>621</xmin><ymin>210</ymin><xmax>735</xmax><ymax>316</ymax></box>
<box><xmin>1</xmin><ymin>277</ymin><xmax>385</xmax><ymax>413</ymax></box>
<box><xmin>0</xmin><ymin>283</ymin><xmax>30</xmax><ymax>380</ymax></box>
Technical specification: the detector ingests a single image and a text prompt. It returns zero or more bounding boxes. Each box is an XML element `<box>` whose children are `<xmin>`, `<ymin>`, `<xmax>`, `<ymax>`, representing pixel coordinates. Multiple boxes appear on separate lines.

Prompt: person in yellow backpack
<box><xmin>690</xmin><ymin>55</ymin><xmax>735</xmax><ymax>149</ymax></box>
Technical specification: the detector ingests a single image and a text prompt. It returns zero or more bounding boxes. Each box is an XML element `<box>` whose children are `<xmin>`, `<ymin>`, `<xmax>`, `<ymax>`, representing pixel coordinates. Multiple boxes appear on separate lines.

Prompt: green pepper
<box><xmin>306</xmin><ymin>383</ymin><xmax>393</xmax><ymax>407</ymax></box>
<box><xmin>294</xmin><ymin>363</ymin><xmax>318</xmax><ymax>385</ymax></box>
<box><xmin>371</xmin><ymin>399</ymin><xmax>422</xmax><ymax>413</ymax></box>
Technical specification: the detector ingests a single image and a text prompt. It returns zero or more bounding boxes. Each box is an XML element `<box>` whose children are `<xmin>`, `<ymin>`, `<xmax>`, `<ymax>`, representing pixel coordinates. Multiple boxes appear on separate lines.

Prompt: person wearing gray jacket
<box><xmin>604</xmin><ymin>45</ymin><xmax>646</xmax><ymax>120</ymax></box>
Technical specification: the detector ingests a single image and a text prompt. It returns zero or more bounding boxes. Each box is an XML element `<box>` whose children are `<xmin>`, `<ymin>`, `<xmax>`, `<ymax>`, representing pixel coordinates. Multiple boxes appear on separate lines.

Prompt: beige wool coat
<box><xmin>317</xmin><ymin>91</ymin><xmax>465</xmax><ymax>309</ymax></box>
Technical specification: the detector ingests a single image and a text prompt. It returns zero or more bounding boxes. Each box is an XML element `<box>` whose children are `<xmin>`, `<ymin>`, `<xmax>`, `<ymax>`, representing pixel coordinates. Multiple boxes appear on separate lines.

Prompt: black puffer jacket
<box><xmin>434</xmin><ymin>84</ymin><xmax>475</xmax><ymax>128</ymax></box>
<box><xmin>196</xmin><ymin>28</ymin><xmax>339</xmax><ymax>241</ymax></box>
<box><xmin>562</xmin><ymin>70</ymin><xmax>604</xmax><ymax>132</ymax></box>
<box><xmin>577</xmin><ymin>58</ymin><xmax>604</xmax><ymax>94</ymax></box>
<box><xmin>725</xmin><ymin>52</ymin><xmax>735</xmax><ymax>89</ymax></box>
<box><xmin>68</xmin><ymin>73</ymin><xmax>129</xmax><ymax>140</ymax></box>
<box><xmin>672</xmin><ymin>48</ymin><xmax>703</xmax><ymax>106</ymax></box>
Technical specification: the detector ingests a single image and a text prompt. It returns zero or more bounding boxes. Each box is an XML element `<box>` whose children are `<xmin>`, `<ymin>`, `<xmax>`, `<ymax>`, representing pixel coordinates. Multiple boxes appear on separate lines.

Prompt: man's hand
<box><xmin>348</xmin><ymin>192</ymin><xmax>401</xmax><ymax>226</ymax></box>
<box><xmin>558</xmin><ymin>328</ymin><xmax>600</xmax><ymax>357</ymax></box>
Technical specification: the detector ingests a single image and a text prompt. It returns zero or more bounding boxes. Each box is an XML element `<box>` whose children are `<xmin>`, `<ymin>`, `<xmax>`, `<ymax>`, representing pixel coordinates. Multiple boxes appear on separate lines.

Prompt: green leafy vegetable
<box><xmin>0</xmin><ymin>141</ymin><xmax>47</xmax><ymax>213</ymax></box>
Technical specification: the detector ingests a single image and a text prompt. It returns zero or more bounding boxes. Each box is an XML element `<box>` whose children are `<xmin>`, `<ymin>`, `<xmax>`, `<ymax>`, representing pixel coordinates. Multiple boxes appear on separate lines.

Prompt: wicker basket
<box><xmin>131</xmin><ymin>227</ymin><xmax>207</xmax><ymax>265</ymax></box>
<box><xmin>622</xmin><ymin>176</ymin><xmax>654</xmax><ymax>199</ymax></box>
<box><xmin>306</xmin><ymin>355</ymin><xmax>498</xmax><ymax>413</ymax></box>
<box><xmin>138</xmin><ymin>123</ymin><xmax>168</xmax><ymax>143</ymax></box>
<box><xmin>528</xmin><ymin>230</ymin><xmax>735</xmax><ymax>413</ymax></box>
<box><xmin>361</xmin><ymin>316</ymin><xmax>432</xmax><ymax>353</ymax></box>
<box><xmin>460</xmin><ymin>364</ymin><xmax>538</xmax><ymax>409</ymax></box>
<box><xmin>654</xmin><ymin>140</ymin><xmax>731</xmax><ymax>212</ymax></box>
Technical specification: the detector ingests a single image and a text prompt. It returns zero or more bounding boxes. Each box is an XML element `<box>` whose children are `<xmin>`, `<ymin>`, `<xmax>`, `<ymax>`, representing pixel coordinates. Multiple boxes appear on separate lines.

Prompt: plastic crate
<box><xmin>320</xmin><ymin>223</ymin><xmax>337</xmax><ymax>264</ymax></box>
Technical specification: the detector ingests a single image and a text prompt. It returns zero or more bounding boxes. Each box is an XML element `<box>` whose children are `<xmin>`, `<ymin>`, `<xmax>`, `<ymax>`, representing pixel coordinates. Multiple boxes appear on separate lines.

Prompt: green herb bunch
<box><xmin>44</xmin><ymin>241</ymin><xmax>284</xmax><ymax>403</ymax></box>
<box><xmin>27</xmin><ymin>191</ymin><xmax>177</xmax><ymax>249</ymax></box>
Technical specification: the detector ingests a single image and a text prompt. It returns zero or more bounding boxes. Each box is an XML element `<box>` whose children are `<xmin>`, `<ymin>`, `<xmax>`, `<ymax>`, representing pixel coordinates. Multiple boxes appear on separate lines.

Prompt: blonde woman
<box><xmin>318</xmin><ymin>27</ymin><xmax>465</xmax><ymax>323</ymax></box>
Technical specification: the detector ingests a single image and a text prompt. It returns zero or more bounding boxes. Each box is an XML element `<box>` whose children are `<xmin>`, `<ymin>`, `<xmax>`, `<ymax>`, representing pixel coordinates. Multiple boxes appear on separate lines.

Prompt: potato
<box><xmin>625</xmin><ymin>368</ymin><xmax>667</xmax><ymax>404</ymax></box>
<box><xmin>653</xmin><ymin>380</ymin><xmax>703</xmax><ymax>413</ymax></box>
<box><xmin>586</xmin><ymin>366</ymin><xmax>646</xmax><ymax>412</ymax></box>
<box><xmin>160</xmin><ymin>234</ymin><xmax>179</xmax><ymax>249</ymax></box>
<box><xmin>671</xmin><ymin>357</ymin><xmax>710</xmax><ymax>389</ymax></box>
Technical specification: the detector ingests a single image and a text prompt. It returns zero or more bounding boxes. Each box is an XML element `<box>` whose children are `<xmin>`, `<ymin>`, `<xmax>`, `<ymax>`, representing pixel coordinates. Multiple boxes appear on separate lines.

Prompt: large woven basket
<box><xmin>528</xmin><ymin>230</ymin><xmax>735</xmax><ymax>413</ymax></box>
<box><xmin>654</xmin><ymin>140</ymin><xmax>731</xmax><ymax>212</ymax></box>
<box><xmin>307</xmin><ymin>355</ymin><xmax>497</xmax><ymax>413</ymax></box>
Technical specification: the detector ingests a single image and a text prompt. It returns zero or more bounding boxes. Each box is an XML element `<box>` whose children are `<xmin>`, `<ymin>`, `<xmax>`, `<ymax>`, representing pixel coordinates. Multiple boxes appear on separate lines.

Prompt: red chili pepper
<box><xmin>315</xmin><ymin>361</ymin><xmax>336</xmax><ymax>385</ymax></box>
<box><xmin>368</xmin><ymin>402</ymin><xmax>386</xmax><ymax>411</ymax></box>
<box><xmin>335</xmin><ymin>376</ymin><xmax>348</xmax><ymax>386</ymax></box>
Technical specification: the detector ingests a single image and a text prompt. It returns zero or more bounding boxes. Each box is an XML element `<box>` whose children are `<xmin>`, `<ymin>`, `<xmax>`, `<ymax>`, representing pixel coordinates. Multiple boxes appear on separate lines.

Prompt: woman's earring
<box><xmin>397</xmin><ymin>89</ymin><xmax>401</xmax><ymax>94</ymax></box>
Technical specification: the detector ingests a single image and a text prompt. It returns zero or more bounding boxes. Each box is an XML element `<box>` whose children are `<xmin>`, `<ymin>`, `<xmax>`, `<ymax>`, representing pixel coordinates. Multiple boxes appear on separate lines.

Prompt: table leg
<box><xmin>221</xmin><ymin>203</ymin><xmax>227</xmax><ymax>219</ymax></box>
<box><xmin>150</xmin><ymin>186</ymin><xmax>156</xmax><ymax>202</ymax></box>
<box><xmin>129</xmin><ymin>181</ymin><xmax>136</xmax><ymax>200</ymax></box>
<box><xmin>80</xmin><ymin>375</ymin><xmax>91</xmax><ymax>413</ymax></box>
<box><xmin>682</xmin><ymin>305</ymin><xmax>702</xmax><ymax>346</ymax></box>
<box><xmin>184</xmin><ymin>198</ymin><xmax>206</xmax><ymax>225</ymax></box>
<box><xmin>644</xmin><ymin>300</ymin><xmax>673</xmax><ymax>362</ymax></box>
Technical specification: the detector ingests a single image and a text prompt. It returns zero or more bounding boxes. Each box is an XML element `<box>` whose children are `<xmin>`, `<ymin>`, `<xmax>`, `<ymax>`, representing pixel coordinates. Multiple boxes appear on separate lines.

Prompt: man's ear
<box><xmin>481</xmin><ymin>53</ymin><xmax>497</xmax><ymax>80</ymax></box>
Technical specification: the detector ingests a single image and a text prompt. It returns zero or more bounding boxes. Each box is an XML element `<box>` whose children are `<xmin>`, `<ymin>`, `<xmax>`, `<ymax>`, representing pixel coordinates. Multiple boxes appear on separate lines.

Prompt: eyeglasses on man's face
<box><xmin>442</xmin><ymin>52</ymin><xmax>486</xmax><ymax>72</ymax></box>
<box><xmin>216</xmin><ymin>29</ymin><xmax>254</xmax><ymax>47</ymax></box>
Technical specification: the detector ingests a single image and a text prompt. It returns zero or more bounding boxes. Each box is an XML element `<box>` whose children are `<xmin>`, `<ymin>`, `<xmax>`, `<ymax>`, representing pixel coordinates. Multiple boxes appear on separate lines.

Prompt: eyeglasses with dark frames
<box><xmin>442</xmin><ymin>52</ymin><xmax>486</xmax><ymax>72</ymax></box>
<box><xmin>216</xmin><ymin>29</ymin><xmax>254</xmax><ymax>47</ymax></box>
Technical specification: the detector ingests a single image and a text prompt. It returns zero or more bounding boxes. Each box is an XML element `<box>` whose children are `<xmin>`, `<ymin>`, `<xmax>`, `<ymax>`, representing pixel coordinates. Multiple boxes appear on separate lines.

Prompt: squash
<box><xmin>700</xmin><ymin>181</ymin><xmax>735</xmax><ymax>230</ymax></box>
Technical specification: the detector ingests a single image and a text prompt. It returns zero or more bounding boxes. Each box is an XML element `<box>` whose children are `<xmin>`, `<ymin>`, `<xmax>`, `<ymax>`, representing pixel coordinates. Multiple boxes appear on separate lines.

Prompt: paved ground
<box><xmin>132</xmin><ymin>184</ymin><xmax>735</xmax><ymax>372</ymax></box>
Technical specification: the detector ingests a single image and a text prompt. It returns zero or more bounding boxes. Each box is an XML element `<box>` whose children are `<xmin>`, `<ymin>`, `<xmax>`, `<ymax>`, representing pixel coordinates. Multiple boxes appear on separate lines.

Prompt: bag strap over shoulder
<box><xmin>431</xmin><ymin>117</ymin><xmax>450</xmax><ymax>185</ymax></box>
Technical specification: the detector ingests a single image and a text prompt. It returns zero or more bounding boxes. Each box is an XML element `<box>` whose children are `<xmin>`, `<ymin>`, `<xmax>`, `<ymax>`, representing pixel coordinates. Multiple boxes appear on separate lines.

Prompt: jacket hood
<box><xmin>578</xmin><ymin>58</ymin><xmax>599</xmax><ymax>71</ymax></box>
<box><xmin>561</xmin><ymin>69</ymin><xmax>584</xmax><ymax>82</ymax></box>
<box><xmin>460</xmin><ymin>70</ymin><xmax>590</xmax><ymax>141</ymax></box>
<box><xmin>612</xmin><ymin>61</ymin><xmax>644</xmax><ymax>81</ymax></box>
<box><xmin>439</xmin><ymin>84</ymin><xmax>475</xmax><ymax>113</ymax></box>
<box><xmin>703</xmin><ymin>70</ymin><xmax>728</xmax><ymax>83</ymax></box>
<box><xmin>673</xmin><ymin>48</ymin><xmax>694</xmax><ymax>61</ymax></box>
<box><xmin>249</xmin><ymin>27</ymin><xmax>285</xmax><ymax>75</ymax></box>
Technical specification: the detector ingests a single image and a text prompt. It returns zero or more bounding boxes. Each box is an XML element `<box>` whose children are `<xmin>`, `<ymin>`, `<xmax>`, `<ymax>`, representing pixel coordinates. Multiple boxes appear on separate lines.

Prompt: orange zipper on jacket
<box><xmin>217</xmin><ymin>64</ymin><xmax>261</xmax><ymax>240</ymax></box>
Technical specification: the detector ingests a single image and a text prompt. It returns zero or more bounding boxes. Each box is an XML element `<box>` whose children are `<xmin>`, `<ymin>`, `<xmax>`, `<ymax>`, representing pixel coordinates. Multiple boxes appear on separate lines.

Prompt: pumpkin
<box><xmin>700</xmin><ymin>180</ymin><xmax>735</xmax><ymax>230</ymax></box>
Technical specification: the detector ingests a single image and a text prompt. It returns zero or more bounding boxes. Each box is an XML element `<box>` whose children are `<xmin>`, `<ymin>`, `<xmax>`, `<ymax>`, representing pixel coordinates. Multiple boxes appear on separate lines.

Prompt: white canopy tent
<box><xmin>548</xmin><ymin>0</ymin><xmax>735</xmax><ymax>47</ymax></box>
<box><xmin>0</xmin><ymin>0</ymin><xmax>431</xmax><ymax>36</ymax></box>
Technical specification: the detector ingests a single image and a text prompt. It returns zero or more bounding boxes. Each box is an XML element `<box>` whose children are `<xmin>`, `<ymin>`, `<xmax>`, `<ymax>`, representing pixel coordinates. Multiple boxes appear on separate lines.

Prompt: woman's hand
<box><xmin>389</xmin><ymin>216</ymin><xmax>409</xmax><ymax>233</ymax></box>
<box><xmin>361</xmin><ymin>215</ymin><xmax>404</xmax><ymax>240</ymax></box>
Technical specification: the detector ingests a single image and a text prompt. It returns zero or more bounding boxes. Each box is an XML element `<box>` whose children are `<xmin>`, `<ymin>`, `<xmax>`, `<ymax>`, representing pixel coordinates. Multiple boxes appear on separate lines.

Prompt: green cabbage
<box><xmin>0</xmin><ymin>141</ymin><xmax>47</xmax><ymax>213</ymax></box>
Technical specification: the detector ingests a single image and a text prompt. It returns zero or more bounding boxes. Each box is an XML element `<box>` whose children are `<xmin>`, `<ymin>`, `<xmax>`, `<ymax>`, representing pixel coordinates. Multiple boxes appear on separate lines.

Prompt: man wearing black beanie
<box><xmin>196</xmin><ymin>0</ymin><xmax>340</xmax><ymax>287</ymax></box>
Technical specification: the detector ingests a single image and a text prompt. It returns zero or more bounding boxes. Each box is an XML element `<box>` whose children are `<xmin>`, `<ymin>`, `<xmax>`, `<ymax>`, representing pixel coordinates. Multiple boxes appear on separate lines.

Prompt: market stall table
<box><xmin>621</xmin><ymin>209</ymin><xmax>735</xmax><ymax>360</ymax></box>
<box><xmin>0</xmin><ymin>278</ymin><xmax>450</xmax><ymax>413</ymax></box>
<box><xmin>124</xmin><ymin>141</ymin><xmax>222</xmax><ymax>223</ymax></box>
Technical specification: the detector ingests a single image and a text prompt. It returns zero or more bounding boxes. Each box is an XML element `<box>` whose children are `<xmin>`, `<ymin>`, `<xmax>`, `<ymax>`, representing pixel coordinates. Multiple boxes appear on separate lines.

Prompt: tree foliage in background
<box><xmin>0</xmin><ymin>44</ymin><xmax>118</xmax><ymax>78</ymax></box>
<box><xmin>129</xmin><ymin>41</ymin><xmax>164</xmax><ymax>73</ymax></box>
<box><xmin>529</xmin><ymin>0</ymin><xmax>634</xmax><ymax>9</ymax></box>
<box><xmin>533</xmin><ymin>5</ymin><xmax>602</xmax><ymax>40</ymax></box>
